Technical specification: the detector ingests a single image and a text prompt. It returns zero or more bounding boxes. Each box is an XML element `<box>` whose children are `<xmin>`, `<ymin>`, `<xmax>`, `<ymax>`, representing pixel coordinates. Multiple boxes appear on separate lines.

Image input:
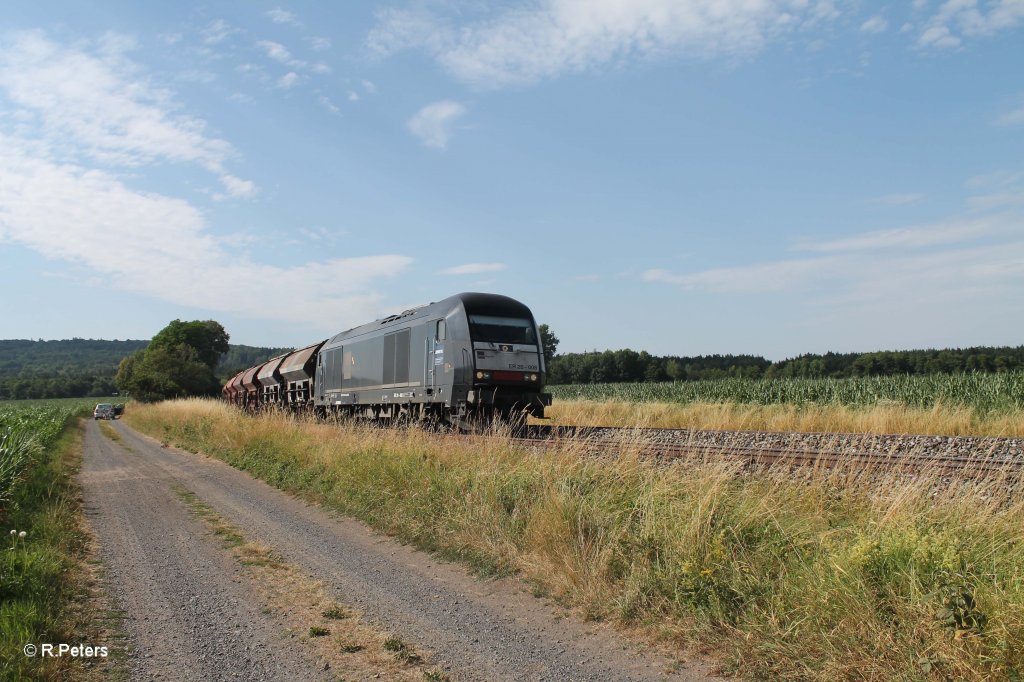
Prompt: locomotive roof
<box><xmin>324</xmin><ymin>292</ymin><xmax>533</xmax><ymax>348</ymax></box>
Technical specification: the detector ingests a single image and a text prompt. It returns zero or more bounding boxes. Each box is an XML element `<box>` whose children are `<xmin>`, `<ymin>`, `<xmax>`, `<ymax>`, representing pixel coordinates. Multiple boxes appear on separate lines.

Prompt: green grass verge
<box><xmin>0</xmin><ymin>418</ymin><xmax>107</xmax><ymax>680</ymax></box>
<box><xmin>128</xmin><ymin>400</ymin><xmax>1024</xmax><ymax>681</ymax></box>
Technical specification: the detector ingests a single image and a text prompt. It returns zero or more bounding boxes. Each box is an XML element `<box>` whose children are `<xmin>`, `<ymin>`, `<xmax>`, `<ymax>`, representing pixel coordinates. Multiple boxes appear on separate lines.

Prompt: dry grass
<box><xmin>129</xmin><ymin>399</ymin><xmax>1024</xmax><ymax>681</ymax></box>
<box><xmin>542</xmin><ymin>399</ymin><xmax>1024</xmax><ymax>436</ymax></box>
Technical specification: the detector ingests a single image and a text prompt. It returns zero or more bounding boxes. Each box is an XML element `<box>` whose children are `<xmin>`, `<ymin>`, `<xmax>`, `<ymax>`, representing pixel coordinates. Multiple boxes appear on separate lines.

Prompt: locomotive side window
<box><xmin>436</xmin><ymin>320</ymin><xmax>446</xmax><ymax>341</ymax></box>
<box><xmin>468</xmin><ymin>315</ymin><xmax>536</xmax><ymax>345</ymax></box>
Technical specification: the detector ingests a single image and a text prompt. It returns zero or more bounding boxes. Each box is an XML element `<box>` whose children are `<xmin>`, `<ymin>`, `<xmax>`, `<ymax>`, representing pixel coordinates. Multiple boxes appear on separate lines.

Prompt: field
<box><xmin>547</xmin><ymin>372</ymin><xmax>1024</xmax><ymax>436</ymax></box>
<box><xmin>0</xmin><ymin>398</ymin><xmax>95</xmax><ymax>680</ymax></box>
<box><xmin>128</xmin><ymin>399</ymin><xmax>1024</xmax><ymax>681</ymax></box>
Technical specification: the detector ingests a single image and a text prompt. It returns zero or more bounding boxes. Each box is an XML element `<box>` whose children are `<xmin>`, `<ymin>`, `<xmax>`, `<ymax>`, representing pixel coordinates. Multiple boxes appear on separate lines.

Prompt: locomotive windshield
<box><xmin>468</xmin><ymin>315</ymin><xmax>537</xmax><ymax>345</ymax></box>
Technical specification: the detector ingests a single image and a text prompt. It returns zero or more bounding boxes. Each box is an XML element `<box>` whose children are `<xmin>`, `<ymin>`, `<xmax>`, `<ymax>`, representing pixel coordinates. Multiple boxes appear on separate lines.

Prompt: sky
<box><xmin>0</xmin><ymin>1</ymin><xmax>1022</xmax><ymax>361</ymax></box>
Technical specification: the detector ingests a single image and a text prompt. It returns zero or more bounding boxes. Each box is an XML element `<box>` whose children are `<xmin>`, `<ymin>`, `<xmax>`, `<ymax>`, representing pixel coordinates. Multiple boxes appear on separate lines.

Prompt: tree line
<box><xmin>545</xmin><ymin>345</ymin><xmax>1024</xmax><ymax>384</ymax></box>
<box><xmin>0</xmin><ymin>334</ymin><xmax>288</xmax><ymax>401</ymax></box>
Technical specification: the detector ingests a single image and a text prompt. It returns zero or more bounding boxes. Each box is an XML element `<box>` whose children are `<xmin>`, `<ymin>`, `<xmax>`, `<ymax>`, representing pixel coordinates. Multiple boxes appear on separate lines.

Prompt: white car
<box><xmin>93</xmin><ymin>403</ymin><xmax>115</xmax><ymax>420</ymax></box>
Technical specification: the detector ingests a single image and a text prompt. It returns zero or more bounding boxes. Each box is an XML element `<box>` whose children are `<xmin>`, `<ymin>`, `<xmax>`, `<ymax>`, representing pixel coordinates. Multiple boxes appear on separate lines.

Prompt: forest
<box><xmin>0</xmin><ymin>338</ymin><xmax>289</xmax><ymax>400</ymax></box>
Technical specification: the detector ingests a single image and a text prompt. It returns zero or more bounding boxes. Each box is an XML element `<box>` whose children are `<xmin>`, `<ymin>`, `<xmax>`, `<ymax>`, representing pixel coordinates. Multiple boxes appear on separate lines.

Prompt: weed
<box><xmin>309</xmin><ymin>626</ymin><xmax>330</xmax><ymax>637</ymax></box>
<box><xmin>322</xmin><ymin>605</ymin><xmax>351</xmax><ymax>620</ymax></box>
<box><xmin>383</xmin><ymin>637</ymin><xmax>422</xmax><ymax>663</ymax></box>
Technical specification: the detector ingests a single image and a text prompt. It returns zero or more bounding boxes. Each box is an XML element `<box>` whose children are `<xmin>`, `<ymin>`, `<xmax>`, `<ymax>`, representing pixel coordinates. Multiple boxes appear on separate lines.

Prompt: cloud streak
<box><xmin>440</xmin><ymin>263</ymin><xmax>506</xmax><ymax>275</ymax></box>
<box><xmin>643</xmin><ymin>214</ymin><xmax>1024</xmax><ymax>309</ymax></box>
<box><xmin>369</xmin><ymin>0</ymin><xmax>843</xmax><ymax>88</ymax></box>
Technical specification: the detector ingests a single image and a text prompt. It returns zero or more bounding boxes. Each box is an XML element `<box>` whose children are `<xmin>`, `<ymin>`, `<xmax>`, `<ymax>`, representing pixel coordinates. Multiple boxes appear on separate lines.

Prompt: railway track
<box><xmin>501</xmin><ymin>424</ymin><xmax>1024</xmax><ymax>478</ymax></box>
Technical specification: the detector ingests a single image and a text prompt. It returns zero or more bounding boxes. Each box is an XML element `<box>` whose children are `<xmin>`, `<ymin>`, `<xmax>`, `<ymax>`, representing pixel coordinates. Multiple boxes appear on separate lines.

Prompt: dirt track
<box><xmin>79</xmin><ymin>418</ymin><xmax>715</xmax><ymax>681</ymax></box>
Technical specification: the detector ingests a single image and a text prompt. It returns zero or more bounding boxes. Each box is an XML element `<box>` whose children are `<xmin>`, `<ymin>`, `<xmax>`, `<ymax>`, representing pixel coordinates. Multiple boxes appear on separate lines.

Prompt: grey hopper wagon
<box><xmin>256</xmin><ymin>353</ymin><xmax>289</xmax><ymax>405</ymax></box>
<box><xmin>278</xmin><ymin>340</ymin><xmax>326</xmax><ymax>407</ymax></box>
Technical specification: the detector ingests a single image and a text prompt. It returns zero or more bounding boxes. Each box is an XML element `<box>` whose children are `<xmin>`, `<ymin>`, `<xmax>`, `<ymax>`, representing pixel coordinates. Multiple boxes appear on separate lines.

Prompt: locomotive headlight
<box><xmin>530</xmin><ymin>373</ymin><xmax>538</xmax><ymax>382</ymax></box>
<box><xmin>476</xmin><ymin>371</ymin><xmax>491</xmax><ymax>380</ymax></box>
<box><xmin>476</xmin><ymin>371</ymin><xmax>484</xmax><ymax>379</ymax></box>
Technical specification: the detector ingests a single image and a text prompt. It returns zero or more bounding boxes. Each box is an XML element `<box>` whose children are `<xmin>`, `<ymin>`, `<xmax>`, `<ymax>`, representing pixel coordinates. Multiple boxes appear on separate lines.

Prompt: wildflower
<box><xmin>9</xmin><ymin>529</ymin><xmax>15</xmax><ymax>536</ymax></box>
<box><xmin>18</xmin><ymin>531</ymin><xmax>26</xmax><ymax>538</ymax></box>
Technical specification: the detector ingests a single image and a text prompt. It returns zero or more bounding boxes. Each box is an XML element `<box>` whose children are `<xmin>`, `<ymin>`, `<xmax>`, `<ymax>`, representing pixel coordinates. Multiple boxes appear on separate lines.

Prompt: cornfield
<box><xmin>549</xmin><ymin>372</ymin><xmax>1024</xmax><ymax>413</ymax></box>
<box><xmin>0</xmin><ymin>400</ymin><xmax>90</xmax><ymax>520</ymax></box>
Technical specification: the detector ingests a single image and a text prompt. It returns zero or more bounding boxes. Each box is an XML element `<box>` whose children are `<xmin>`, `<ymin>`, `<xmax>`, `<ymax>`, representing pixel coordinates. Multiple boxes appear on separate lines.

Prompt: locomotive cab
<box><xmin>455</xmin><ymin>294</ymin><xmax>551</xmax><ymax>423</ymax></box>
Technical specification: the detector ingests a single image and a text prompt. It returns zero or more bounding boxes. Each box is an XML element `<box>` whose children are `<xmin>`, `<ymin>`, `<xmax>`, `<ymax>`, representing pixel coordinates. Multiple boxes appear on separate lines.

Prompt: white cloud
<box><xmin>918</xmin><ymin>24</ymin><xmax>961</xmax><ymax>47</ymax></box>
<box><xmin>361</xmin><ymin>79</ymin><xmax>377</xmax><ymax>93</ymax></box>
<box><xmin>308</xmin><ymin>36</ymin><xmax>331</xmax><ymax>51</ymax></box>
<box><xmin>998</xmin><ymin>103</ymin><xmax>1024</xmax><ymax>126</ymax></box>
<box><xmin>0</xmin><ymin>31</ymin><xmax>252</xmax><ymax>194</ymax></box>
<box><xmin>440</xmin><ymin>263</ymin><xmax>506</xmax><ymax>275</ymax></box>
<box><xmin>967</xmin><ymin>170</ymin><xmax>1023</xmax><ymax>189</ymax></box>
<box><xmin>407</xmin><ymin>100</ymin><xmax>466</xmax><ymax>149</ymax></box>
<box><xmin>256</xmin><ymin>40</ymin><xmax>306</xmax><ymax>69</ymax></box>
<box><xmin>369</xmin><ymin>0</ymin><xmax>844</xmax><ymax>88</ymax></box>
<box><xmin>177</xmin><ymin>69</ymin><xmax>217</xmax><ymax>84</ymax></box>
<box><xmin>202</xmin><ymin>19</ymin><xmax>238</xmax><ymax>45</ymax></box>
<box><xmin>218</xmin><ymin>174</ymin><xmax>257</xmax><ymax>199</ymax></box>
<box><xmin>277</xmin><ymin>71</ymin><xmax>301</xmax><ymax>89</ymax></box>
<box><xmin>347</xmin><ymin>90</ymin><xmax>360</xmax><ymax>102</ymax></box>
<box><xmin>966</xmin><ymin>171</ymin><xmax>1024</xmax><ymax>210</ymax></box>
<box><xmin>267</xmin><ymin>8</ymin><xmax>302</xmax><ymax>27</ymax></box>
<box><xmin>860</xmin><ymin>15</ymin><xmax>888</xmax><ymax>33</ymax></box>
<box><xmin>317</xmin><ymin>94</ymin><xmax>340</xmax><ymax>115</ymax></box>
<box><xmin>918</xmin><ymin>0</ymin><xmax>1024</xmax><ymax>48</ymax></box>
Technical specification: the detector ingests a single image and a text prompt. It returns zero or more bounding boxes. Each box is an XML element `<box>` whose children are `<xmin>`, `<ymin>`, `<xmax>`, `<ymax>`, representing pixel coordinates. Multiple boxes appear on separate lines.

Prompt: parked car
<box><xmin>93</xmin><ymin>403</ymin><xmax>115</xmax><ymax>420</ymax></box>
<box><xmin>113</xmin><ymin>404</ymin><xmax>124</xmax><ymax>417</ymax></box>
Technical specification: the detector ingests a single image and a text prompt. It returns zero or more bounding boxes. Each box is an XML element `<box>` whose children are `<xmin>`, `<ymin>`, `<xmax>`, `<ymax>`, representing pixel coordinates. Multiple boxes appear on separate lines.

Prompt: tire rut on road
<box><xmin>89</xmin><ymin>418</ymin><xmax>716</xmax><ymax>681</ymax></box>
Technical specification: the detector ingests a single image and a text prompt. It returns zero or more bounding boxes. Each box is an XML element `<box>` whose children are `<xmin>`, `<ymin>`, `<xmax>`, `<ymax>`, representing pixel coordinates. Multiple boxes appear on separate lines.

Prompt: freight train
<box><xmin>223</xmin><ymin>292</ymin><xmax>551</xmax><ymax>428</ymax></box>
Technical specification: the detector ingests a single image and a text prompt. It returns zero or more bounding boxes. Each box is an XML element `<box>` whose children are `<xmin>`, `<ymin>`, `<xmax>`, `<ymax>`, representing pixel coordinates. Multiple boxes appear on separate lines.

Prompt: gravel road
<box><xmin>78</xmin><ymin>419</ymin><xmax>333</xmax><ymax>681</ymax></box>
<box><xmin>80</xmin><ymin>419</ymin><xmax>714</xmax><ymax>681</ymax></box>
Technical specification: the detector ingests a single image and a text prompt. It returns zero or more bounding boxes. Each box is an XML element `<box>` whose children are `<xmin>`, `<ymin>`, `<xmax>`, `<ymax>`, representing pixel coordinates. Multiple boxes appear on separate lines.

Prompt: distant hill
<box><xmin>0</xmin><ymin>338</ymin><xmax>290</xmax><ymax>400</ymax></box>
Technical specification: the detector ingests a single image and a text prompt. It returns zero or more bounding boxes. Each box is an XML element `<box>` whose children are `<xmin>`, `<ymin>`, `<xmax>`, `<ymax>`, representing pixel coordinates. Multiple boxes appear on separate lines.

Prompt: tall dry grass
<box><xmin>543</xmin><ymin>399</ymin><xmax>1024</xmax><ymax>436</ymax></box>
<box><xmin>128</xmin><ymin>399</ymin><xmax>1024</xmax><ymax>681</ymax></box>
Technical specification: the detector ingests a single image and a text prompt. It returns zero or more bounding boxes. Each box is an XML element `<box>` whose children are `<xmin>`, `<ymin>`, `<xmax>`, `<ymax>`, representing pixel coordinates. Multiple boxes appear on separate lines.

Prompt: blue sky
<box><xmin>0</xmin><ymin>1</ymin><xmax>1022</xmax><ymax>360</ymax></box>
